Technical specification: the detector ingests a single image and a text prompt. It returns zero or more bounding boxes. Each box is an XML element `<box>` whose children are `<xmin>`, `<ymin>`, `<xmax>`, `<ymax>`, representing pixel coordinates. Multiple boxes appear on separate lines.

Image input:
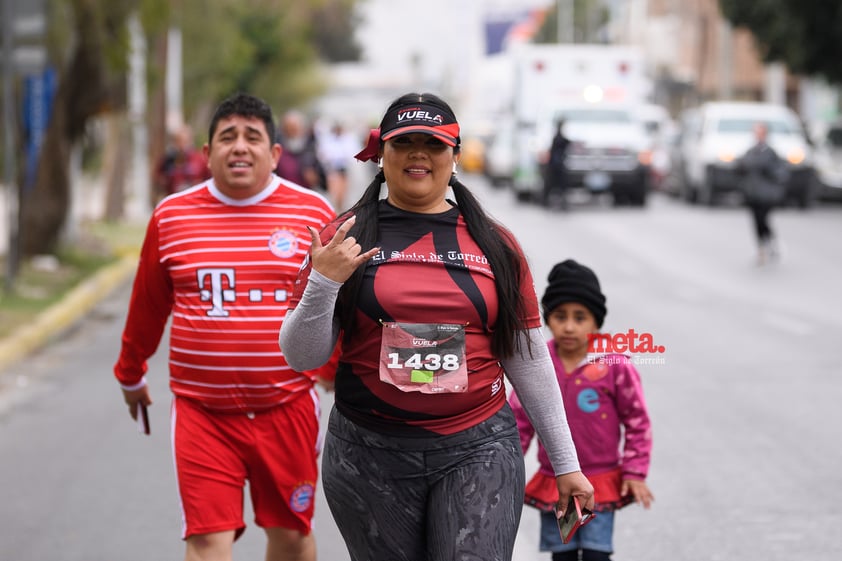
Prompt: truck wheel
<box><xmin>797</xmin><ymin>173</ymin><xmax>817</xmax><ymax>209</ymax></box>
<box><xmin>610</xmin><ymin>188</ymin><xmax>627</xmax><ymax>206</ymax></box>
<box><xmin>630</xmin><ymin>173</ymin><xmax>648</xmax><ymax>206</ymax></box>
<box><xmin>699</xmin><ymin>175</ymin><xmax>717</xmax><ymax>206</ymax></box>
<box><xmin>515</xmin><ymin>190</ymin><xmax>533</xmax><ymax>203</ymax></box>
<box><xmin>631</xmin><ymin>186</ymin><xmax>647</xmax><ymax>206</ymax></box>
<box><xmin>683</xmin><ymin>181</ymin><xmax>698</xmax><ymax>204</ymax></box>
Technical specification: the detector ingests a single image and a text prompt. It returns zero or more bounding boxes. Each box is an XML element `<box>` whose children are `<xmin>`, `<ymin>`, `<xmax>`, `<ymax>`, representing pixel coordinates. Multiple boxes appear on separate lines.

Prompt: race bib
<box><xmin>379</xmin><ymin>322</ymin><xmax>468</xmax><ymax>393</ymax></box>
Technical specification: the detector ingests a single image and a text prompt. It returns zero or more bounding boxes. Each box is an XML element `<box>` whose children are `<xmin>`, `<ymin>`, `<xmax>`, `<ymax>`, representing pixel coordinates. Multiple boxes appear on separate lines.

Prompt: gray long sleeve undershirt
<box><xmin>279</xmin><ymin>269</ymin><xmax>581</xmax><ymax>476</ymax></box>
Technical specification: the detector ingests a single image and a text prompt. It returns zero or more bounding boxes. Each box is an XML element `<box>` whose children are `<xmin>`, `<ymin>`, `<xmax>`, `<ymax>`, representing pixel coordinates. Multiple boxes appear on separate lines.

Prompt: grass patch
<box><xmin>86</xmin><ymin>220</ymin><xmax>147</xmax><ymax>257</ymax></box>
<box><xmin>0</xmin><ymin>220</ymin><xmax>144</xmax><ymax>339</ymax></box>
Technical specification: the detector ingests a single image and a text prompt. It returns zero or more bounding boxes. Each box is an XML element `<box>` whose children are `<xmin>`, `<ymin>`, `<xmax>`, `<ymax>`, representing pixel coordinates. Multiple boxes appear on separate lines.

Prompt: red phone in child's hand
<box><xmin>556</xmin><ymin>495</ymin><xmax>595</xmax><ymax>544</ymax></box>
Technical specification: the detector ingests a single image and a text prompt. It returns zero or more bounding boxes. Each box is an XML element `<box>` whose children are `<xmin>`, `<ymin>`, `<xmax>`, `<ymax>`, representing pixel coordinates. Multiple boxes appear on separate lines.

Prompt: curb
<box><xmin>0</xmin><ymin>253</ymin><xmax>139</xmax><ymax>374</ymax></box>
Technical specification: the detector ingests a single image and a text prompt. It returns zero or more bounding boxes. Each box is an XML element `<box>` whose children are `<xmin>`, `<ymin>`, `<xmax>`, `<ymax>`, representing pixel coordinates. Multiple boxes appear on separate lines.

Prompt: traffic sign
<box><xmin>12</xmin><ymin>12</ymin><xmax>46</xmax><ymax>39</ymax></box>
<box><xmin>13</xmin><ymin>45</ymin><xmax>47</xmax><ymax>73</ymax></box>
<box><xmin>9</xmin><ymin>0</ymin><xmax>46</xmax><ymax>73</ymax></box>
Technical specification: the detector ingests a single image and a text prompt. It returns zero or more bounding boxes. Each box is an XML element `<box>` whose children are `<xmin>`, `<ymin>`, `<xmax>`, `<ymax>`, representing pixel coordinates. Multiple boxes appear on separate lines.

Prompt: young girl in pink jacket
<box><xmin>509</xmin><ymin>259</ymin><xmax>654</xmax><ymax>561</ymax></box>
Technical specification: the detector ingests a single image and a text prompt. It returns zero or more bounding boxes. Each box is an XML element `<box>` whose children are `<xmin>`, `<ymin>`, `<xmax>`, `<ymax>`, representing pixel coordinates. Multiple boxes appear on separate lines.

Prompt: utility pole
<box><xmin>765</xmin><ymin>62</ymin><xmax>786</xmax><ymax>106</ymax></box>
<box><xmin>3</xmin><ymin>0</ymin><xmax>46</xmax><ymax>291</ymax></box>
<box><xmin>718</xmin><ymin>20</ymin><xmax>733</xmax><ymax>100</ymax></box>
<box><xmin>557</xmin><ymin>0</ymin><xmax>574</xmax><ymax>44</ymax></box>
<box><xmin>165</xmin><ymin>26</ymin><xmax>183</xmax><ymax>132</ymax></box>
<box><xmin>127</xmin><ymin>13</ymin><xmax>150</xmax><ymax>222</ymax></box>
<box><xmin>2</xmin><ymin>0</ymin><xmax>18</xmax><ymax>291</ymax></box>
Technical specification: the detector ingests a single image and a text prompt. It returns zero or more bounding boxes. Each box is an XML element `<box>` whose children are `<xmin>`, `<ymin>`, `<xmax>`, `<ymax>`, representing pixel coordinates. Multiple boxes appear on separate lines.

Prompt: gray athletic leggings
<box><xmin>322</xmin><ymin>404</ymin><xmax>526</xmax><ymax>561</ymax></box>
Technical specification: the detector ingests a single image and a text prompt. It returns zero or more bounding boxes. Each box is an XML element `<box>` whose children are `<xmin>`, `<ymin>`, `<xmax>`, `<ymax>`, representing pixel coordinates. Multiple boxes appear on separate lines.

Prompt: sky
<box><xmin>354</xmin><ymin>0</ymin><xmax>552</xmax><ymax>71</ymax></box>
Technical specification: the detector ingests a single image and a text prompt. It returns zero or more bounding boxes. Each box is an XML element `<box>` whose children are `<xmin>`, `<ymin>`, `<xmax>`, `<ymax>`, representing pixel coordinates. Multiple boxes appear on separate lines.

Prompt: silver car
<box><xmin>678</xmin><ymin>101</ymin><xmax>816</xmax><ymax>207</ymax></box>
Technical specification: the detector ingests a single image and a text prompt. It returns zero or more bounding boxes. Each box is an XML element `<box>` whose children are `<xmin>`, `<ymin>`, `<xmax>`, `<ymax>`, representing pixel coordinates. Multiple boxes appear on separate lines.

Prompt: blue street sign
<box><xmin>22</xmin><ymin>67</ymin><xmax>56</xmax><ymax>190</ymax></box>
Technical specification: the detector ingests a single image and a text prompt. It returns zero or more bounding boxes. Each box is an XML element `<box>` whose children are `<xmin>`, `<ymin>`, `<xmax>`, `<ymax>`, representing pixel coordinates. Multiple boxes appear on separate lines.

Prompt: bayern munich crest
<box><xmin>269</xmin><ymin>229</ymin><xmax>299</xmax><ymax>258</ymax></box>
<box><xmin>289</xmin><ymin>482</ymin><xmax>315</xmax><ymax>512</ymax></box>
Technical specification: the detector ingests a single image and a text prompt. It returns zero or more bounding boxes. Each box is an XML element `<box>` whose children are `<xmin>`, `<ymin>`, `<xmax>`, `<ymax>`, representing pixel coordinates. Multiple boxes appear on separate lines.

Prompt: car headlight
<box><xmin>638</xmin><ymin>149</ymin><xmax>653</xmax><ymax>166</ymax></box>
<box><xmin>786</xmin><ymin>148</ymin><xmax>805</xmax><ymax>165</ymax></box>
<box><xmin>717</xmin><ymin>150</ymin><xmax>736</xmax><ymax>163</ymax></box>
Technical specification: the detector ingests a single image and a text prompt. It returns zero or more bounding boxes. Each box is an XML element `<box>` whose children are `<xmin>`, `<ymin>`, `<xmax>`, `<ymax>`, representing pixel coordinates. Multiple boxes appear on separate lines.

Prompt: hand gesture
<box><xmin>308</xmin><ymin>215</ymin><xmax>380</xmax><ymax>283</ymax></box>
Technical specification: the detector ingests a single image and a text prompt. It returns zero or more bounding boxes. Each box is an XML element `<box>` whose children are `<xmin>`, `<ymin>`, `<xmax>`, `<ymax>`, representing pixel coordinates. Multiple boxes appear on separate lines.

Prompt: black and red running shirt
<box><xmin>291</xmin><ymin>200</ymin><xmax>542</xmax><ymax>435</ymax></box>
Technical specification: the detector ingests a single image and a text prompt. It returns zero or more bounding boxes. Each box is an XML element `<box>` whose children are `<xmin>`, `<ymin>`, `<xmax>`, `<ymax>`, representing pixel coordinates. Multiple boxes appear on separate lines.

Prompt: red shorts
<box><xmin>172</xmin><ymin>391</ymin><xmax>321</xmax><ymax>539</ymax></box>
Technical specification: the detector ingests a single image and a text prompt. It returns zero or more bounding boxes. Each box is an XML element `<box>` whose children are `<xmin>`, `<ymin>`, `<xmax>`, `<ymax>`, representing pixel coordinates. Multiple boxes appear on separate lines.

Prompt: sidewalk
<box><xmin>0</xmin><ymin>253</ymin><xmax>138</xmax><ymax>373</ymax></box>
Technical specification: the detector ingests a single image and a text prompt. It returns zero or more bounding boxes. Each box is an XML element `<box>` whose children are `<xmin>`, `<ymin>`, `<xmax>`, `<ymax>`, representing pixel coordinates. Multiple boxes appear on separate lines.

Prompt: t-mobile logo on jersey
<box><xmin>197</xmin><ymin>268</ymin><xmax>236</xmax><ymax>317</ymax></box>
<box><xmin>197</xmin><ymin>268</ymin><xmax>289</xmax><ymax>317</ymax></box>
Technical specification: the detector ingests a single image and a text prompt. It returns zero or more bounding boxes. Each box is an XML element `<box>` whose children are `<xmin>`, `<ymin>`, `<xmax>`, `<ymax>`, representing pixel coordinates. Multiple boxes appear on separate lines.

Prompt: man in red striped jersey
<box><xmin>114</xmin><ymin>93</ymin><xmax>337</xmax><ymax>561</ymax></box>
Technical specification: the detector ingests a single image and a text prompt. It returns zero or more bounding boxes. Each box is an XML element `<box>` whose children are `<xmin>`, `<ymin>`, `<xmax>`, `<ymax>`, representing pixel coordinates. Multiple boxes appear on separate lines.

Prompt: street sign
<box><xmin>13</xmin><ymin>45</ymin><xmax>47</xmax><ymax>73</ymax></box>
<box><xmin>10</xmin><ymin>0</ymin><xmax>46</xmax><ymax>74</ymax></box>
<box><xmin>22</xmin><ymin>67</ymin><xmax>55</xmax><ymax>190</ymax></box>
<box><xmin>3</xmin><ymin>0</ymin><xmax>46</xmax><ymax>289</ymax></box>
<box><xmin>12</xmin><ymin>13</ymin><xmax>46</xmax><ymax>39</ymax></box>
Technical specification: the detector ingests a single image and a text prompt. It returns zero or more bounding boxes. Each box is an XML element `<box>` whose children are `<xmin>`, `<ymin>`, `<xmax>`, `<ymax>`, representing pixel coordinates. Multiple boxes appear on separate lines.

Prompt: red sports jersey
<box><xmin>288</xmin><ymin>200</ymin><xmax>542</xmax><ymax>435</ymax></box>
<box><xmin>114</xmin><ymin>175</ymin><xmax>336</xmax><ymax>412</ymax></box>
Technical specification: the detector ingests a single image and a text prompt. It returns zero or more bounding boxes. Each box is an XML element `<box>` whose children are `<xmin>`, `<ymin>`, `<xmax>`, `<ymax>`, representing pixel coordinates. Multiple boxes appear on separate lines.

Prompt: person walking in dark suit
<box><xmin>737</xmin><ymin>122</ymin><xmax>788</xmax><ymax>265</ymax></box>
<box><xmin>543</xmin><ymin>119</ymin><xmax>571</xmax><ymax>210</ymax></box>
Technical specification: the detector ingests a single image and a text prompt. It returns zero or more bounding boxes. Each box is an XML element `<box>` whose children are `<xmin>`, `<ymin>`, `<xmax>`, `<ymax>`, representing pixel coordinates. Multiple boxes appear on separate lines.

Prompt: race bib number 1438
<box><xmin>379</xmin><ymin>322</ymin><xmax>468</xmax><ymax>394</ymax></box>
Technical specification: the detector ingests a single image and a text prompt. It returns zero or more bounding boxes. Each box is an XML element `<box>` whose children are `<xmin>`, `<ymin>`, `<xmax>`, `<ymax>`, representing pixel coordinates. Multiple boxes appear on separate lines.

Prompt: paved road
<box><xmin>1</xmin><ymin>176</ymin><xmax>841</xmax><ymax>560</ymax></box>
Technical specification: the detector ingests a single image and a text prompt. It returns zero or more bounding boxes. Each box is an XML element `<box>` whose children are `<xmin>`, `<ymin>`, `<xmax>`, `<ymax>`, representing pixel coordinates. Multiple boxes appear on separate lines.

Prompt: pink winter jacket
<box><xmin>509</xmin><ymin>343</ymin><xmax>652</xmax><ymax>481</ymax></box>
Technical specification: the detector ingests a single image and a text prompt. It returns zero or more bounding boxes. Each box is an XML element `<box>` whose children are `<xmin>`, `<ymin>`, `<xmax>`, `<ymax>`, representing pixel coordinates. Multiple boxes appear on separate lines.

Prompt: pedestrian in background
<box><xmin>113</xmin><ymin>93</ymin><xmax>336</xmax><ymax>561</ymax></box>
<box><xmin>318</xmin><ymin>121</ymin><xmax>360</xmax><ymax>211</ymax></box>
<box><xmin>510</xmin><ymin>259</ymin><xmax>653</xmax><ymax>561</ymax></box>
<box><xmin>275</xmin><ymin>109</ymin><xmax>327</xmax><ymax>192</ymax></box>
<box><xmin>153</xmin><ymin>124</ymin><xmax>211</xmax><ymax>200</ymax></box>
<box><xmin>736</xmin><ymin>121</ymin><xmax>788</xmax><ymax>265</ymax></box>
<box><xmin>279</xmin><ymin>92</ymin><xmax>593</xmax><ymax>561</ymax></box>
<box><xmin>543</xmin><ymin>118</ymin><xmax>571</xmax><ymax>209</ymax></box>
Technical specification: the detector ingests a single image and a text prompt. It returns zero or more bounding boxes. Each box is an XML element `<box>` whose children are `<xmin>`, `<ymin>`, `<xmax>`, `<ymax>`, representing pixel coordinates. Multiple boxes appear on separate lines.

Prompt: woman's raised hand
<box><xmin>307</xmin><ymin>215</ymin><xmax>380</xmax><ymax>283</ymax></box>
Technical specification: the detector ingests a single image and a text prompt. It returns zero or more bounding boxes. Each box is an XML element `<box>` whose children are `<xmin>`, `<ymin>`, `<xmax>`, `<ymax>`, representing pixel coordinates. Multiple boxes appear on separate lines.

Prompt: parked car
<box><xmin>812</xmin><ymin>121</ymin><xmax>842</xmax><ymax>201</ymax></box>
<box><xmin>636</xmin><ymin>103</ymin><xmax>677</xmax><ymax>192</ymax></box>
<box><xmin>483</xmin><ymin>119</ymin><xmax>516</xmax><ymax>188</ymax></box>
<box><xmin>678</xmin><ymin>101</ymin><xmax>817</xmax><ymax>207</ymax></box>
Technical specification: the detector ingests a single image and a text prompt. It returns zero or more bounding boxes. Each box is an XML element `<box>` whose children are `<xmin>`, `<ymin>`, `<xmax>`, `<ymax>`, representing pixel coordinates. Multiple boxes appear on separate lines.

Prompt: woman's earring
<box><xmin>452</xmin><ymin>162</ymin><xmax>458</xmax><ymax>174</ymax></box>
<box><xmin>378</xmin><ymin>158</ymin><xmax>384</xmax><ymax>169</ymax></box>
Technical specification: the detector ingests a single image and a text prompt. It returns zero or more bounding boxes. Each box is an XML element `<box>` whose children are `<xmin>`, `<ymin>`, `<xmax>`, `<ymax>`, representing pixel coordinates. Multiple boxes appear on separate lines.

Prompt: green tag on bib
<box><xmin>410</xmin><ymin>369</ymin><xmax>435</xmax><ymax>383</ymax></box>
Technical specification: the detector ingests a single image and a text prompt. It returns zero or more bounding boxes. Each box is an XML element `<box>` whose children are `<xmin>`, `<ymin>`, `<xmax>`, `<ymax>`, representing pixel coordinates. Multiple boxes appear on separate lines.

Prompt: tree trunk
<box><xmin>103</xmin><ymin>113</ymin><xmax>130</xmax><ymax>221</ymax></box>
<box><xmin>19</xmin><ymin>91</ymin><xmax>72</xmax><ymax>256</ymax></box>
<box><xmin>19</xmin><ymin>0</ymin><xmax>129</xmax><ymax>256</ymax></box>
<box><xmin>148</xmin><ymin>32</ymin><xmax>169</xmax><ymax>209</ymax></box>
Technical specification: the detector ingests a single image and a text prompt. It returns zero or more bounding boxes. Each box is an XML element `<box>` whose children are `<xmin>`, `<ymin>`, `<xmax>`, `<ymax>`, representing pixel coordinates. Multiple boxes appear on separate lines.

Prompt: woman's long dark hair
<box><xmin>335</xmin><ymin>92</ymin><xmax>530</xmax><ymax>359</ymax></box>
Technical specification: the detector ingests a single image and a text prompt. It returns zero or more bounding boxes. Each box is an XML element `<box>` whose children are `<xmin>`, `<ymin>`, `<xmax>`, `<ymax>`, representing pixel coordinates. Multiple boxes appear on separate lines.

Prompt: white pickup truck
<box><xmin>506</xmin><ymin>43</ymin><xmax>653</xmax><ymax>206</ymax></box>
<box><xmin>548</xmin><ymin>104</ymin><xmax>652</xmax><ymax>206</ymax></box>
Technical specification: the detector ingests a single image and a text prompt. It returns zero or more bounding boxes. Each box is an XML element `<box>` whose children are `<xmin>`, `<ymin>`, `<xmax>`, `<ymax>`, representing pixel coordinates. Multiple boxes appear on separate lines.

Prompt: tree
<box><xmin>533</xmin><ymin>0</ymin><xmax>610</xmax><ymax>44</ymax></box>
<box><xmin>19</xmin><ymin>0</ymin><xmax>139</xmax><ymax>257</ymax></box>
<box><xmin>174</xmin><ymin>0</ymin><xmax>363</xmax><ymax>125</ymax></box>
<box><xmin>309</xmin><ymin>0</ymin><xmax>364</xmax><ymax>62</ymax></box>
<box><xmin>175</xmin><ymin>0</ymin><xmax>317</xmax><ymax>123</ymax></box>
<box><xmin>719</xmin><ymin>0</ymin><xmax>842</xmax><ymax>85</ymax></box>
<box><xmin>17</xmin><ymin>0</ymin><xmax>363</xmax><ymax>258</ymax></box>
